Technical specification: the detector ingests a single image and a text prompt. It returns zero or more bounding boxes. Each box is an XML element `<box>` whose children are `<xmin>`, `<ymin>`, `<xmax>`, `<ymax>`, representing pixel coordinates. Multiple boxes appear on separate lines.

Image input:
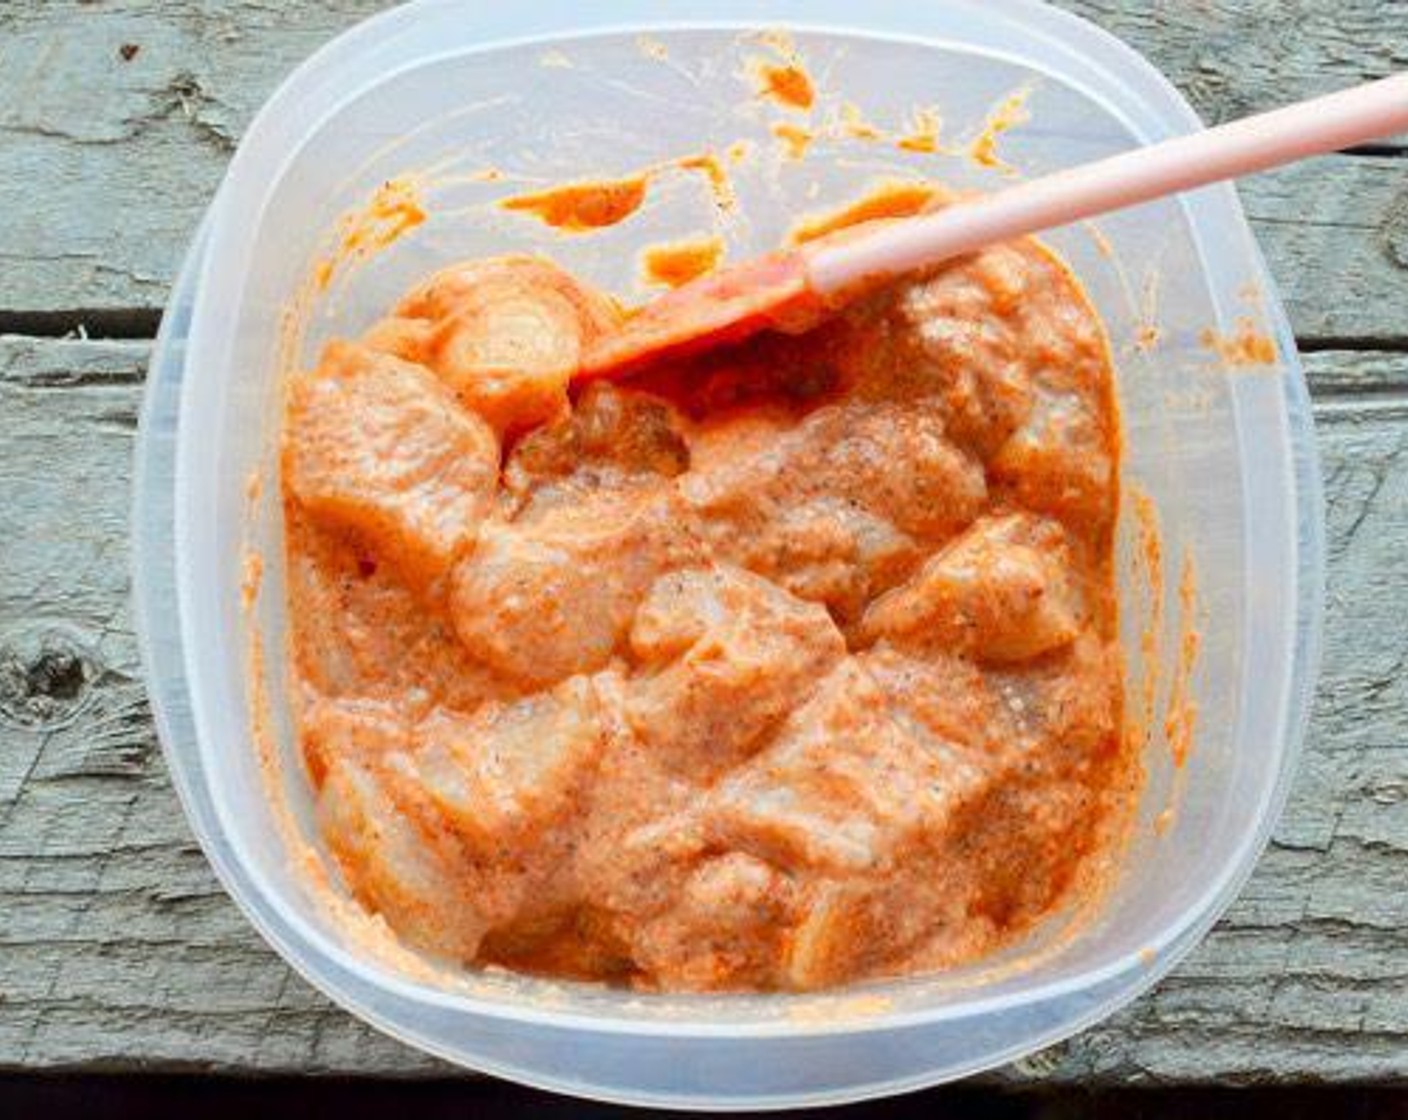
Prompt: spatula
<box><xmin>579</xmin><ymin>73</ymin><xmax>1408</xmax><ymax>380</ymax></box>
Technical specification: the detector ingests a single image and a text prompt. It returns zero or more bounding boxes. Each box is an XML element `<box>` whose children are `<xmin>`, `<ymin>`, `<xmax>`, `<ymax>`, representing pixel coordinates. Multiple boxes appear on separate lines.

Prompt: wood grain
<box><xmin>0</xmin><ymin>2</ymin><xmax>1405</xmax><ymax>343</ymax></box>
<box><xmin>2</xmin><ymin>337</ymin><xmax>1405</xmax><ymax>1080</ymax></box>
<box><xmin>1072</xmin><ymin>0</ymin><xmax>1408</xmax><ymax>127</ymax></box>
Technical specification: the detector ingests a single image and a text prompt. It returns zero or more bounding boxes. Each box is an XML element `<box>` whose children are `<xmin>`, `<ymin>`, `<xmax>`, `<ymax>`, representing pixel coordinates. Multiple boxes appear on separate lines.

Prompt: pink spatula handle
<box><xmin>806</xmin><ymin>72</ymin><xmax>1408</xmax><ymax>297</ymax></box>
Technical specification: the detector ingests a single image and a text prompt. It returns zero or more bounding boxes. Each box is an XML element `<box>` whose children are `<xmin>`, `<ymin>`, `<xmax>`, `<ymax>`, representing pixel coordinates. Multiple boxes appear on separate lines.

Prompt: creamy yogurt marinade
<box><xmin>280</xmin><ymin>218</ymin><xmax>1130</xmax><ymax>992</ymax></box>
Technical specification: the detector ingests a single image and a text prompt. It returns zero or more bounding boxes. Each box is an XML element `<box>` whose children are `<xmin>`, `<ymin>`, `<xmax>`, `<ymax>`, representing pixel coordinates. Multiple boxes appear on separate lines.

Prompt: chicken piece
<box><xmin>915</xmin><ymin>646</ymin><xmax>1122</xmax><ymax>935</ymax></box>
<box><xmin>817</xmin><ymin>248</ymin><xmax>1035</xmax><ymax>458</ymax></box>
<box><xmin>890</xmin><ymin>266</ymin><xmax>1035</xmax><ymax>459</ymax></box>
<box><xmin>628</xmin><ymin>852</ymin><xmax>797</xmax><ymax>990</ymax></box>
<box><xmin>706</xmin><ymin>658</ymin><xmax>994</xmax><ymax>987</ymax></box>
<box><xmin>414</xmin><ymin>674</ymin><xmax>612</xmax><ymax>859</ymax></box>
<box><xmin>283</xmin><ymin>342</ymin><xmax>499</xmax><ymax>592</ymax></box>
<box><xmin>399</xmin><ymin>254</ymin><xmax>617</xmax><ymax>329</ymax></box>
<box><xmin>360</xmin><ymin>314</ymin><xmax>435</xmax><ymax>362</ymax></box>
<box><xmin>860</xmin><ymin>514</ymin><xmax>1085</xmax><ymax>663</ymax></box>
<box><xmin>704</xmin><ymin>650</ymin><xmax>1007</xmax><ymax>989</ymax></box>
<box><xmin>988</xmin><ymin>632</ymin><xmax>1123</xmax><ymax>769</ymax></box>
<box><xmin>779</xmin><ymin>846</ymin><xmax>987</xmax><ymax>989</ymax></box>
<box><xmin>715</xmin><ymin>496</ymin><xmax>923</xmax><ymax>628</ymax></box>
<box><xmin>1004</xmin><ymin>250</ymin><xmax>1110</xmax><ymax>381</ymax></box>
<box><xmin>297</xmin><ymin>695</ymin><xmax>411</xmax><ymax>788</ymax></box>
<box><xmin>989</xmin><ymin>387</ymin><xmax>1115</xmax><ymax>522</ymax></box>
<box><xmin>782</xmin><ymin>881</ymin><xmax>885</xmax><ymax>990</ymax></box>
<box><xmin>480</xmin><ymin>906</ymin><xmax>640</xmax><ymax>982</ymax></box>
<box><xmin>861</xmin><ymin>644</ymin><xmax>1021</xmax><ymax>758</ymax></box>
<box><xmin>709</xmin><ymin>659</ymin><xmax>989</xmax><ymax>875</ymax></box>
<box><xmin>448</xmin><ymin>489</ymin><xmax>704</xmax><ymax>687</ymax></box>
<box><xmin>284</xmin><ymin>509</ymin><xmax>516</xmax><ymax>712</ymax></box>
<box><xmin>317</xmin><ymin>756</ymin><xmax>500</xmax><ymax>961</ymax></box>
<box><xmin>624</xmin><ymin>566</ymin><xmax>846</xmax><ymax>776</ymax></box>
<box><xmin>389</xmin><ymin>255</ymin><xmax>621</xmax><ymax>434</ymax></box>
<box><xmin>897</xmin><ymin>239</ymin><xmax>1106</xmax><ymax>389</ymax></box>
<box><xmin>686</xmin><ymin>400</ymin><xmax>985</xmax><ymax>544</ymax></box>
<box><xmin>503</xmin><ymin>381</ymin><xmax>691</xmax><ymax>515</ymax></box>
<box><xmin>570</xmin><ymin>798</ymin><xmax>709</xmax><ymax>919</ymax></box>
<box><xmin>681</xmin><ymin>400</ymin><xmax>984</xmax><ymax>625</ymax></box>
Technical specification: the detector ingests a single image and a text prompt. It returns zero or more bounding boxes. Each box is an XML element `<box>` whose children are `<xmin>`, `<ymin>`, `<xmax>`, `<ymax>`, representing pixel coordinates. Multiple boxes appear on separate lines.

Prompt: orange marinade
<box><xmin>280</xmin><ymin>223</ymin><xmax>1130</xmax><ymax>992</ymax></box>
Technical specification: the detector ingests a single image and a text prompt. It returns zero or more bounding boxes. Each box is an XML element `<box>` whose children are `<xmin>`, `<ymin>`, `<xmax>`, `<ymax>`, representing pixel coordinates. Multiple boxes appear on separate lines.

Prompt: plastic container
<box><xmin>133</xmin><ymin>0</ymin><xmax>1324</xmax><ymax>1109</ymax></box>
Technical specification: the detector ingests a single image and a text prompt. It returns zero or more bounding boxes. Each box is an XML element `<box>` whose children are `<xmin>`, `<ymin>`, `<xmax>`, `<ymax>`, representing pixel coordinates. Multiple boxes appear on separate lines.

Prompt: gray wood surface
<box><xmin>1</xmin><ymin>0</ymin><xmax>1406</xmax><ymax>1086</ymax></box>
<box><xmin>2</xmin><ymin>2</ymin><xmax>1406</xmax><ymax>342</ymax></box>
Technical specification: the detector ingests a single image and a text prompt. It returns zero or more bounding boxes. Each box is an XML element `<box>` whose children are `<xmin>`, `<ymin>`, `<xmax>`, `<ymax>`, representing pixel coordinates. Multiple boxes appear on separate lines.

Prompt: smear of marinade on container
<box><xmin>276</xmin><ymin>33</ymin><xmax>1133</xmax><ymax>990</ymax></box>
<box><xmin>497</xmin><ymin>152</ymin><xmax>739</xmax><ymax>240</ymax></box>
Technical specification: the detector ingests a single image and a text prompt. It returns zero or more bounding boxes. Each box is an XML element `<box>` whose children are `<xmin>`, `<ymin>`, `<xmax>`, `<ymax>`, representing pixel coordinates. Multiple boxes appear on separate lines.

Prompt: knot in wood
<box><xmin>0</xmin><ymin>625</ymin><xmax>99</xmax><ymax>729</ymax></box>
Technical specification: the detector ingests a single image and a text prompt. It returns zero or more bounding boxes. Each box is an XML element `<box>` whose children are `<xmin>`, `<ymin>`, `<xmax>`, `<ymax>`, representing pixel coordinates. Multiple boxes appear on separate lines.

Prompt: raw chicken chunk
<box><xmin>714</xmin><ymin>496</ymin><xmax>922</xmax><ymax>628</ymax></box>
<box><xmin>782</xmin><ymin>881</ymin><xmax>894</xmax><ymax>990</ymax></box>
<box><xmin>414</xmin><ymin>674</ymin><xmax>612</xmax><ymax>859</ymax></box>
<box><xmin>861</xmin><ymin>513</ymin><xmax>1084</xmax><ymax>663</ymax></box>
<box><xmin>448</xmin><ymin>489</ymin><xmax>703</xmax><ymax>687</ymax></box>
<box><xmin>861</xmin><ymin>644</ymin><xmax>1022</xmax><ymax>758</ymax></box>
<box><xmin>628</xmin><ymin>852</ymin><xmax>797</xmax><ymax>990</ymax></box>
<box><xmin>819</xmin><ymin>245</ymin><xmax>1037</xmax><ymax>457</ymax></box>
<box><xmin>709</xmin><ymin>660</ymin><xmax>989</xmax><ymax>874</ymax></box>
<box><xmin>706</xmin><ymin>658</ymin><xmax>996</xmax><ymax>988</ymax></box>
<box><xmin>680</xmin><ymin>399</ymin><xmax>984</xmax><ymax>624</ymax></box>
<box><xmin>298</xmin><ymin>695</ymin><xmax>410</xmax><ymax>788</ymax></box>
<box><xmin>283</xmin><ymin>342</ymin><xmax>499</xmax><ymax>591</ymax></box>
<box><xmin>685</xmin><ymin>399</ymin><xmax>986</xmax><ymax>544</ymax></box>
<box><xmin>989</xmin><ymin>633</ymin><xmax>1123</xmax><ymax>768</ymax></box>
<box><xmin>317</xmin><ymin>756</ymin><xmax>497</xmax><ymax>960</ymax></box>
<box><xmin>624</xmin><ymin>565</ymin><xmax>846</xmax><ymax>774</ymax></box>
<box><xmin>284</xmin><ymin>509</ymin><xmax>514</xmax><ymax>713</ymax></box>
<box><xmin>889</xmin><ymin>262</ymin><xmax>1036</xmax><ymax>458</ymax></box>
<box><xmin>989</xmin><ymin>388</ymin><xmax>1114</xmax><ymax>522</ymax></box>
<box><xmin>381</xmin><ymin>255</ymin><xmax>621</xmax><ymax>434</ymax></box>
<box><xmin>503</xmin><ymin>381</ymin><xmax>691</xmax><ymax>515</ymax></box>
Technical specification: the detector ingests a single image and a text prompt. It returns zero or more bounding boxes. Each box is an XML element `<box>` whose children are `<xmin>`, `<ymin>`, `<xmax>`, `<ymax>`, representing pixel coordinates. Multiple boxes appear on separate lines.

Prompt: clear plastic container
<box><xmin>133</xmin><ymin>0</ymin><xmax>1324</xmax><ymax>1109</ymax></box>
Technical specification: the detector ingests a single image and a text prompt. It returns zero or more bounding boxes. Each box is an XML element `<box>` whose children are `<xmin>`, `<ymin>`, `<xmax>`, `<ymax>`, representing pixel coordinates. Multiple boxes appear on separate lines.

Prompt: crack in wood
<box><xmin>0</xmin><ymin>310</ymin><xmax>164</xmax><ymax>340</ymax></box>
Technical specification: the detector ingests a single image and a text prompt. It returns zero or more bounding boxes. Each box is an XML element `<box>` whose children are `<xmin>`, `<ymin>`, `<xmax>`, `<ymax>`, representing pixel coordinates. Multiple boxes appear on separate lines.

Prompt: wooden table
<box><xmin>2</xmin><ymin>1</ymin><xmax>1406</xmax><ymax>1087</ymax></box>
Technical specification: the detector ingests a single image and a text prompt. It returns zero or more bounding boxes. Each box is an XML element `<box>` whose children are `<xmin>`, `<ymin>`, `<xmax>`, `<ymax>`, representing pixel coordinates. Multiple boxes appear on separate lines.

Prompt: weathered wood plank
<box><xmin>1</xmin><ymin>337</ymin><xmax>1405</xmax><ymax>1081</ymax></box>
<box><xmin>1072</xmin><ymin>0</ymin><xmax>1408</xmax><ymax>128</ymax></box>
<box><xmin>0</xmin><ymin>3</ymin><xmax>1405</xmax><ymax>343</ymax></box>
<box><xmin>0</xmin><ymin>1</ymin><xmax>383</xmax><ymax>324</ymax></box>
<box><xmin>1239</xmin><ymin>156</ymin><xmax>1408</xmax><ymax>347</ymax></box>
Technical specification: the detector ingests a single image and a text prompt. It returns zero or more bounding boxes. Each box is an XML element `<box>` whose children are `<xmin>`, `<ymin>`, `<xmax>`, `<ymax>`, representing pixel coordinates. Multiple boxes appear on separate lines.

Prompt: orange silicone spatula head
<box><xmin>579</xmin><ymin>250</ymin><xmax>825</xmax><ymax>381</ymax></box>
